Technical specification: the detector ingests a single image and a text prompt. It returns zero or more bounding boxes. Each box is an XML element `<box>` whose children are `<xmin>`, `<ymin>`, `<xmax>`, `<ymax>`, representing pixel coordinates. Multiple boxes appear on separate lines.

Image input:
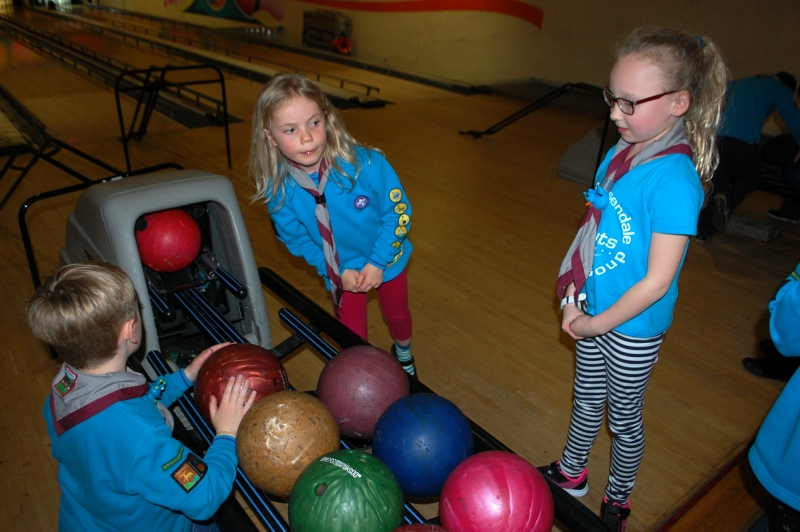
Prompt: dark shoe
<box><xmin>600</xmin><ymin>497</ymin><xmax>631</xmax><ymax>532</ymax></box>
<box><xmin>712</xmin><ymin>194</ymin><xmax>729</xmax><ymax>232</ymax></box>
<box><xmin>742</xmin><ymin>357</ymin><xmax>799</xmax><ymax>382</ymax></box>
<box><xmin>768</xmin><ymin>207</ymin><xmax>800</xmax><ymax>224</ymax></box>
<box><xmin>391</xmin><ymin>344</ymin><xmax>416</xmax><ymax>377</ymax></box>
<box><xmin>759</xmin><ymin>338</ymin><xmax>783</xmax><ymax>359</ymax></box>
<box><xmin>537</xmin><ymin>460</ymin><xmax>588</xmax><ymax>497</ymax></box>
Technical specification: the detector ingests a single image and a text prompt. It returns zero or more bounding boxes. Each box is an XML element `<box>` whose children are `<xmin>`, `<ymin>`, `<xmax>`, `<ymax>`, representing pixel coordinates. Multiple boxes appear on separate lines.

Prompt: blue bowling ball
<box><xmin>372</xmin><ymin>393</ymin><xmax>473</xmax><ymax>498</ymax></box>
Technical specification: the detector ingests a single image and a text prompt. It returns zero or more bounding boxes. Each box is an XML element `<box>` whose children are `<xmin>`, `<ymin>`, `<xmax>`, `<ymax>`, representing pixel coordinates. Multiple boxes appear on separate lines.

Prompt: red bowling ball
<box><xmin>439</xmin><ymin>451</ymin><xmax>554</xmax><ymax>532</ymax></box>
<box><xmin>135</xmin><ymin>208</ymin><xmax>202</xmax><ymax>273</ymax></box>
<box><xmin>194</xmin><ymin>343</ymin><xmax>288</xmax><ymax>423</ymax></box>
<box><xmin>317</xmin><ymin>345</ymin><xmax>409</xmax><ymax>439</ymax></box>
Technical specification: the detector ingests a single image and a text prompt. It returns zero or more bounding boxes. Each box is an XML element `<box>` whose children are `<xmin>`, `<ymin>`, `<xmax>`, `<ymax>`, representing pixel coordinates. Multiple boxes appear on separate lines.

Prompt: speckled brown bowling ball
<box><xmin>236</xmin><ymin>390</ymin><xmax>340</xmax><ymax>498</ymax></box>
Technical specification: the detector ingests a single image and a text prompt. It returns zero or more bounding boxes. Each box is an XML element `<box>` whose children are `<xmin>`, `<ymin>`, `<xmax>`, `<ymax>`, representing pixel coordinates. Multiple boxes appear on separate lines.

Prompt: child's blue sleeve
<box><xmin>269</xmin><ymin>193</ymin><xmax>328</xmax><ymax>278</ymax></box>
<box><xmin>130</xmin><ymin>424</ymin><xmax>238</xmax><ymax>521</ymax></box>
<box><xmin>155</xmin><ymin>370</ymin><xmax>193</xmax><ymax>408</ymax></box>
<box><xmin>363</xmin><ymin>152</ymin><xmax>411</xmax><ymax>269</ymax></box>
<box><xmin>769</xmin><ymin>263</ymin><xmax>800</xmax><ymax>357</ymax></box>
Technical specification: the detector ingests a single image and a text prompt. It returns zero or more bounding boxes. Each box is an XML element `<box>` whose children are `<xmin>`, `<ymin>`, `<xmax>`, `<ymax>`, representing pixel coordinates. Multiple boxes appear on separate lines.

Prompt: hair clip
<box><xmin>695</xmin><ymin>35</ymin><xmax>705</xmax><ymax>49</ymax></box>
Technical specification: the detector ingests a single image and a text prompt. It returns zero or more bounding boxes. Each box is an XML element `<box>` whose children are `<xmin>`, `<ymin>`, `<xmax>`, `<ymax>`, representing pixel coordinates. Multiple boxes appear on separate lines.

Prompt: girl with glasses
<box><xmin>543</xmin><ymin>27</ymin><xmax>728</xmax><ymax>531</ymax></box>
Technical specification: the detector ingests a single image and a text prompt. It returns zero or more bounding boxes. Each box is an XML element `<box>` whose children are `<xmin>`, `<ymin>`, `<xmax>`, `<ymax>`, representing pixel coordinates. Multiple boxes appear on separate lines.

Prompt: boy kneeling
<box><xmin>27</xmin><ymin>261</ymin><xmax>256</xmax><ymax>532</ymax></box>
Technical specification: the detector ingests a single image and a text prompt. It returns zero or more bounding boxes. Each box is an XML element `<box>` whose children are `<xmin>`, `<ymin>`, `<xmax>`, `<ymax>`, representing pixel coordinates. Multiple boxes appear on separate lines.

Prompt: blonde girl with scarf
<box><xmin>543</xmin><ymin>28</ymin><xmax>727</xmax><ymax>531</ymax></box>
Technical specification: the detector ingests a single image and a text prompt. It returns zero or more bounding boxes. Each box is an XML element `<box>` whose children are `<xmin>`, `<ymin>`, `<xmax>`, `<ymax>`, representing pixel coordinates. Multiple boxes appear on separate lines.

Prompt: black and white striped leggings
<box><xmin>559</xmin><ymin>329</ymin><xmax>664</xmax><ymax>503</ymax></box>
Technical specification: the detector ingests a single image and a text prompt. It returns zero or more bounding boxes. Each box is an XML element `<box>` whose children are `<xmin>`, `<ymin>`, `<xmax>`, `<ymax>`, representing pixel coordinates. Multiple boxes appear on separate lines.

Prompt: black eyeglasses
<box><xmin>603</xmin><ymin>87</ymin><xmax>679</xmax><ymax>115</ymax></box>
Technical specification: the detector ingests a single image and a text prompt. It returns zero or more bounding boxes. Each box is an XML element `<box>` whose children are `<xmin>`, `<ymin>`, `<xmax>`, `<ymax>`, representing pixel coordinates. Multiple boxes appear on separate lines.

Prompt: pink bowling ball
<box><xmin>439</xmin><ymin>451</ymin><xmax>553</xmax><ymax>532</ymax></box>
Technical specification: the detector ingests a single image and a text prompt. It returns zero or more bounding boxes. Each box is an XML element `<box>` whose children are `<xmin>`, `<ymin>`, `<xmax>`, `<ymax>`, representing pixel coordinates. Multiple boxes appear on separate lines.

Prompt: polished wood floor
<box><xmin>1</xmin><ymin>6</ymin><xmax>798</xmax><ymax>531</ymax></box>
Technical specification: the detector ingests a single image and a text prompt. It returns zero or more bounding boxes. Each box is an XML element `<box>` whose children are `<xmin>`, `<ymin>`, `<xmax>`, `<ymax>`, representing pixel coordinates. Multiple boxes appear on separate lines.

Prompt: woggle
<box><xmin>584</xmin><ymin>187</ymin><xmax>609</xmax><ymax>209</ymax></box>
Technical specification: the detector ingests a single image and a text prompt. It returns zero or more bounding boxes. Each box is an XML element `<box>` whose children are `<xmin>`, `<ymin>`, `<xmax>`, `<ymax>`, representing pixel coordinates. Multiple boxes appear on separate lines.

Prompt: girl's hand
<box><xmin>562</xmin><ymin>304</ymin><xmax>586</xmax><ymax>340</ymax></box>
<box><xmin>183</xmin><ymin>342</ymin><xmax>232</xmax><ymax>383</ymax></box>
<box><xmin>356</xmin><ymin>264</ymin><xmax>384</xmax><ymax>292</ymax></box>
<box><xmin>568</xmin><ymin>314</ymin><xmax>600</xmax><ymax>339</ymax></box>
<box><xmin>341</xmin><ymin>269</ymin><xmax>359</xmax><ymax>292</ymax></box>
<box><xmin>208</xmin><ymin>374</ymin><xmax>257</xmax><ymax>438</ymax></box>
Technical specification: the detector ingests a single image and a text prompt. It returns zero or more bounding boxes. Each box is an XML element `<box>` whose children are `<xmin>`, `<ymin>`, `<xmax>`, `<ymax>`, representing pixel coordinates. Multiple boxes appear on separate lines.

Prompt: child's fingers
<box><xmin>208</xmin><ymin>394</ymin><xmax>219</xmax><ymax>418</ymax></box>
<box><xmin>202</xmin><ymin>342</ymin><xmax>232</xmax><ymax>357</ymax></box>
<box><xmin>220</xmin><ymin>376</ymin><xmax>238</xmax><ymax>403</ymax></box>
<box><xmin>243</xmin><ymin>390</ymin><xmax>257</xmax><ymax>412</ymax></box>
<box><xmin>193</xmin><ymin>342</ymin><xmax>233</xmax><ymax>366</ymax></box>
<box><xmin>233</xmin><ymin>378</ymin><xmax>252</xmax><ymax>404</ymax></box>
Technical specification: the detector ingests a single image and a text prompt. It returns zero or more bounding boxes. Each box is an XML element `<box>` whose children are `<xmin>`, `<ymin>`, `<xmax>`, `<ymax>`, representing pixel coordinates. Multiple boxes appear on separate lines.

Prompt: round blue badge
<box><xmin>354</xmin><ymin>196</ymin><xmax>369</xmax><ymax>209</ymax></box>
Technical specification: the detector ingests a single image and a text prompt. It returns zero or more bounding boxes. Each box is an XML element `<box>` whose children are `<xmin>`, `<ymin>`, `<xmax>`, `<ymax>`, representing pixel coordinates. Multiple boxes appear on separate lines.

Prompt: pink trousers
<box><xmin>337</xmin><ymin>269</ymin><xmax>412</xmax><ymax>341</ymax></box>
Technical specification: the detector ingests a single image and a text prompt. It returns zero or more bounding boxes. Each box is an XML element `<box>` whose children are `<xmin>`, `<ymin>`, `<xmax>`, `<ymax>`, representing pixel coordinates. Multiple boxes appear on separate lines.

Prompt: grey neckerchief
<box><xmin>49</xmin><ymin>363</ymin><xmax>174</xmax><ymax>433</ymax></box>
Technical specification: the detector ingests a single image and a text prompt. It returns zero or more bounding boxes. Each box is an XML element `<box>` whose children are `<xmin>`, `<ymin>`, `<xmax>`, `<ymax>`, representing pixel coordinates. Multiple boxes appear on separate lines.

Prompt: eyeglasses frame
<box><xmin>602</xmin><ymin>87</ymin><xmax>680</xmax><ymax>115</ymax></box>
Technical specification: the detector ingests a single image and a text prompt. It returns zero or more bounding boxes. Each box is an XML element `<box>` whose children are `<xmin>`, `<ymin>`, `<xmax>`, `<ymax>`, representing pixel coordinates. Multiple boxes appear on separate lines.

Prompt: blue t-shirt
<box><xmin>583</xmin><ymin>150</ymin><xmax>703</xmax><ymax>337</ymax></box>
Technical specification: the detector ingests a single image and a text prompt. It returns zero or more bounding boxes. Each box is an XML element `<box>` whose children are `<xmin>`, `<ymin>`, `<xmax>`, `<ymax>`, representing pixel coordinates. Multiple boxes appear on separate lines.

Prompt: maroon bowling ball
<box><xmin>317</xmin><ymin>345</ymin><xmax>409</xmax><ymax>439</ymax></box>
<box><xmin>135</xmin><ymin>208</ymin><xmax>202</xmax><ymax>273</ymax></box>
<box><xmin>194</xmin><ymin>344</ymin><xmax>289</xmax><ymax>423</ymax></box>
<box><xmin>393</xmin><ymin>526</ymin><xmax>450</xmax><ymax>532</ymax></box>
<box><xmin>439</xmin><ymin>451</ymin><xmax>554</xmax><ymax>532</ymax></box>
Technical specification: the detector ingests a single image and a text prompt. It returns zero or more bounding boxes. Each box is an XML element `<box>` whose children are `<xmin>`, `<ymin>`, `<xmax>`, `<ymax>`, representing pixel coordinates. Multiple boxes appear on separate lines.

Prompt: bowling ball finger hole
<box><xmin>315</xmin><ymin>483</ymin><xmax>328</xmax><ymax>496</ymax></box>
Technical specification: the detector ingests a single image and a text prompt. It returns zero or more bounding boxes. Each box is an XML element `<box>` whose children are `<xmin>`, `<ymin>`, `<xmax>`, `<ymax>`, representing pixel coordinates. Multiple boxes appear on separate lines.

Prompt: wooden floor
<box><xmin>1</xmin><ymin>6</ymin><xmax>797</xmax><ymax>531</ymax></box>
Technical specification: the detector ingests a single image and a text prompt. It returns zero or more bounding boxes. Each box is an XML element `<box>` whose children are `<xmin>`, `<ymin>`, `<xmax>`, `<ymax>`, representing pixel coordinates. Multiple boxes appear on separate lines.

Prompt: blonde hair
<box><xmin>26</xmin><ymin>262</ymin><xmax>139</xmax><ymax>369</ymax></box>
<box><xmin>617</xmin><ymin>28</ymin><xmax>728</xmax><ymax>188</ymax></box>
<box><xmin>249</xmin><ymin>73</ymin><xmax>362</xmax><ymax>207</ymax></box>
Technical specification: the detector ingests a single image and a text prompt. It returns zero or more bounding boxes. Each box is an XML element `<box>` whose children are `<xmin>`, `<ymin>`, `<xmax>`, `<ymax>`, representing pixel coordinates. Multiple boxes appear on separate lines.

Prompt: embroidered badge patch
<box><xmin>55</xmin><ymin>366</ymin><xmax>78</xmax><ymax>397</ymax></box>
<box><xmin>394</xmin><ymin>226</ymin><xmax>408</xmax><ymax>238</ymax></box>
<box><xmin>354</xmin><ymin>195</ymin><xmax>369</xmax><ymax>209</ymax></box>
<box><xmin>161</xmin><ymin>444</ymin><xmax>185</xmax><ymax>471</ymax></box>
<box><xmin>389</xmin><ymin>249</ymin><xmax>403</xmax><ymax>266</ymax></box>
<box><xmin>171</xmin><ymin>453</ymin><xmax>207</xmax><ymax>493</ymax></box>
<box><xmin>389</xmin><ymin>188</ymin><xmax>403</xmax><ymax>202</ymax></box>
<box><xmin>398</xmin><ymin>214</ymin><xmax>410</xmax><ymax>227</ymax></box>
<box><xmin>394</xmin><ymin>202</ymin><xmax>408</xmax><ymax>214</ymax></box>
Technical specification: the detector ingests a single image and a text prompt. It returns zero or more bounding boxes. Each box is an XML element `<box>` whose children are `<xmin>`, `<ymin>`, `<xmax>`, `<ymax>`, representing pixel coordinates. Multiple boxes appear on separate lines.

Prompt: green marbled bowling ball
<box><xmin>288</xmin><ymin>449</ymin><xmax>404</xmax><ymax>532</ymax></box>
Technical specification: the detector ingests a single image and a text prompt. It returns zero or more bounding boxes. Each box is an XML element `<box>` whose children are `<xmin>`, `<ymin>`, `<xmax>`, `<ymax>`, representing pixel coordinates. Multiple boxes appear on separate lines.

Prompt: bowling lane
<box><xmin>66</xmin><ymin>5</ymin><xmax>462</xmax><ymax>104</ymax></box>
<box><xmin>0</xmin><ymin>29</ymin><xmax>187</xmax><ymax>147</ymax></box>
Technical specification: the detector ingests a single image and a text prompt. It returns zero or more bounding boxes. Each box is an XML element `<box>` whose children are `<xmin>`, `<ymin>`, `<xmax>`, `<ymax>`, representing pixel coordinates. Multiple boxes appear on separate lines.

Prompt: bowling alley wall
<box><xmin>97</xmin><ymin>0</ymin><xmax>798</xmax><ymax>87</ymax></box>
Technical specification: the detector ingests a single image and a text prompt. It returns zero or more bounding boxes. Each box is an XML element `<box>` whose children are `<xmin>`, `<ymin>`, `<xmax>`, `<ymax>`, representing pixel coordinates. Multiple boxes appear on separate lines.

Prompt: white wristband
<box><xmin>560</xmin><ymin>293</ymin><xmax>586</xmax><ymax>310</ymax></box>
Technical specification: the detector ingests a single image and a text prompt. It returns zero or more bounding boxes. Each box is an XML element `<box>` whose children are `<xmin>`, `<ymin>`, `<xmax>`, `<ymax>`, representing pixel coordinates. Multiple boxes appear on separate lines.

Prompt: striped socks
<box><xmin>392</xmin><ymin>342</ymin><xmax>416</xmax><ymax>376</ymax></box>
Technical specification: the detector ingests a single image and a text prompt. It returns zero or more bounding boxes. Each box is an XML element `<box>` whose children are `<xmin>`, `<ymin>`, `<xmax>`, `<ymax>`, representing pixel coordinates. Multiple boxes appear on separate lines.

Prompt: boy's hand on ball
<box><xmin>184</xmin><ymin>342</ymin><xmax>232</xmax><ymax>382</ymax></box>
<box><xmin>209</xmin><ymin>374</ymin><xmax>256</xmax><ymax>437</ymax></box>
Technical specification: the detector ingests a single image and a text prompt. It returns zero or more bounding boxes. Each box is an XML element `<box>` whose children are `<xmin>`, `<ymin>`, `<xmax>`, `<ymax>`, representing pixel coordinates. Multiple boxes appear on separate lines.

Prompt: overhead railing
<box><xmin>0</xmin><ymin>16</ymin><xmax>233</xmax><ymax>129</ymax></box>
<box><xmin>82</xmin><ymin>7</ymin><xmax>380</xmax><ymax>97</ymax></box>
<box><xmin>28</xmin><ymin>5</ymin><xmax>385</xmax><ymax>107</ymax></box>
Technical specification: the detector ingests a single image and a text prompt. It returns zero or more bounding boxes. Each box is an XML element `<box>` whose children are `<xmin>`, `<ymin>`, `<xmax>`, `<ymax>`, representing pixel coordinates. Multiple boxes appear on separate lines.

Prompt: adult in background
<box><xmin>697</xmin><ymin>73</ymin><xmax>800</xmax><ymax>240</ymax></box>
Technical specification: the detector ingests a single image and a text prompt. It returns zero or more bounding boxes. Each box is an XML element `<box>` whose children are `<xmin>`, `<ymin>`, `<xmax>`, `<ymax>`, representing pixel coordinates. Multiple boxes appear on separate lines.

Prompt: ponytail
<box><xmin>685</xmin><ymin>36</ymin><xmax>727</xmax><ymax>188</ymax></box>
